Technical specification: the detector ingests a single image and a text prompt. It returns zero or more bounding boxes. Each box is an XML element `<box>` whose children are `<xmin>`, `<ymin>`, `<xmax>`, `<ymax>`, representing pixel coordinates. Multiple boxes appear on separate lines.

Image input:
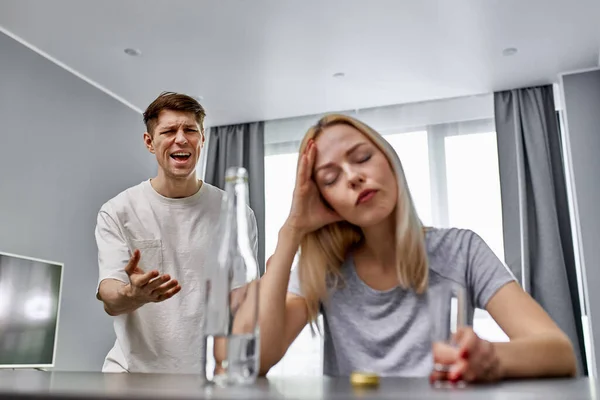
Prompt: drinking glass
<box><xmin>428</xmin><ymin>281</ymin><xmax>467</xmax><ymax>383</ymax></box>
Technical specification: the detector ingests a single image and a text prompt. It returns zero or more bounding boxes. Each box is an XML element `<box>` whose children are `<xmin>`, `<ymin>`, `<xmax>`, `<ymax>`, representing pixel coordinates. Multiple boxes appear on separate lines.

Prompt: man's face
<box><xmin>143</xmin><ymin>110</ymin><xmax>204</xmax><ymax>180</ymax></box>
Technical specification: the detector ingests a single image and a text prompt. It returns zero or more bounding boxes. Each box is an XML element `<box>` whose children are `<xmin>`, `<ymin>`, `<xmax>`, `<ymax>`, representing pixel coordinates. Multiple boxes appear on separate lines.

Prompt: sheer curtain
<box><xmin>264</xmin><ymin>94</ymin><xmax>509</xmax><ymax>377</ymax></box>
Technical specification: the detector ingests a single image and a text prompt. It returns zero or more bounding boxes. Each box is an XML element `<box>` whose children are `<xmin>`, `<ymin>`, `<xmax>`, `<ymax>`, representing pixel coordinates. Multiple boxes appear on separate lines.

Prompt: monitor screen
<box><xmin>0</xmin><ymin>252</ymin><xmax>63</xmax><ymax>368</ymax></box>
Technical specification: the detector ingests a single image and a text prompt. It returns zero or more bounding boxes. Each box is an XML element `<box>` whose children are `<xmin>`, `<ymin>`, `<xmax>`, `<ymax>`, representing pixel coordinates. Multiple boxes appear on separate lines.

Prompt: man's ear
<box><xmin>201</xmin><ymin>129</ymin><xmax>206</xmax><ymax>147</ymax></box>
<box><xmin>143</xmin><ymin>132</ymin><xmax>155</xmax><ymax>154</ymax></box>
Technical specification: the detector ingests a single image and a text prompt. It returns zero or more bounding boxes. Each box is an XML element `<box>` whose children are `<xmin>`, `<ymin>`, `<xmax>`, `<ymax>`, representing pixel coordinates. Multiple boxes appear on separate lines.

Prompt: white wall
<box><xmin>560</xmin><ymin>67</ymin><xmax>600</xmax><ymax>377</ymax></box>
<box><xmin>0</xmin><ymin>31</ymin><xmax>155</xmax><ymax>371</ymax></box>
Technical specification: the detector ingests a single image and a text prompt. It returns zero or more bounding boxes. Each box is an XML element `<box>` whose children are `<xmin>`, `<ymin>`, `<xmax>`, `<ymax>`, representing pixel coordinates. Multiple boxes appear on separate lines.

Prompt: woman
<box><xmin>257</xmin><ymin>114</ymin><xmax>576</xmax><ymax>383</ymax></box>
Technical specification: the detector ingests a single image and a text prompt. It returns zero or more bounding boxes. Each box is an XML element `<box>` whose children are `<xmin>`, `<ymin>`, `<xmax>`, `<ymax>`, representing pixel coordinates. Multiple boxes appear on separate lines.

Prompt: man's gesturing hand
<box><xmin>122</xmin><ymin>249</ymin><xmax>181</xmax><ymax>305</ymax></box>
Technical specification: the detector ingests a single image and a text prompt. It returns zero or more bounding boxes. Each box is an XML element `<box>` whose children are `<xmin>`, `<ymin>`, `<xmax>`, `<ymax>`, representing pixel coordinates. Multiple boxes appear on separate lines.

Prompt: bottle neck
<box><xmin>223</xmin><ymin>181</ymin><xmax>241</xmax><ymax>242</ymax></box>
<box><xmin>222</xmin><ymin>179</ymin><xmax>251</xmax><ymax>248</ymax></box>
<box><xmin>220</xmin><ymin>177</ymin><xmax>259</xmax><ymax>279</ymax></box>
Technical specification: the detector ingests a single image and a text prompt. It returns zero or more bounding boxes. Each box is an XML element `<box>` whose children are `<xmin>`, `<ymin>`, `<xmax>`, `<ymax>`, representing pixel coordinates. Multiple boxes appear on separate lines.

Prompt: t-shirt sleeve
<box><xmin>465</xmin><ymin>230</ymin><xmax>517</xmax><ymax>309</ymax></box>
<box><xmin>287</xmin><ymin>258</ymin><xmax>304</xmax><ymax>297</ymax></box>
<box><xmin>95</xmin><ymin>206</ymin><xmax>131</xmax><ymax>294</ymax></box>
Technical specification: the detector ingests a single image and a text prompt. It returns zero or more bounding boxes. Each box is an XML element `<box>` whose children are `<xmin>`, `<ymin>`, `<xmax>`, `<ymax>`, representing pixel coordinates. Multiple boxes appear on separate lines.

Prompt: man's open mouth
<box><xmin>170</xmin><ymin>152</ymin><xmax>191</xmax><ymax>161</ymax></box>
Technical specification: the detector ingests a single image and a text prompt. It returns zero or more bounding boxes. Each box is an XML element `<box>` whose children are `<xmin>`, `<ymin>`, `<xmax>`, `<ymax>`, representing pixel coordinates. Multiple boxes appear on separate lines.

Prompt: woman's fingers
<box><xmin>297</xmin><ymin>140</ymin><xmax>314</xmax><ymax>186</ymax></box>
<box><xmin>306</xmin><ymin>140</ymin><xmax>316</xmax><ymax>173</ymax></box>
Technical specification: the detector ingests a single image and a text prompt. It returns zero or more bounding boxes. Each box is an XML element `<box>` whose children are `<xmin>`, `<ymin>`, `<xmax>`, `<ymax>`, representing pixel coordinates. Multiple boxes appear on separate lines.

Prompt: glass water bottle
<box><xmin>203</xmin><ymin>166</ymin><xmax>260</xmax><ymax>386</ymax></box>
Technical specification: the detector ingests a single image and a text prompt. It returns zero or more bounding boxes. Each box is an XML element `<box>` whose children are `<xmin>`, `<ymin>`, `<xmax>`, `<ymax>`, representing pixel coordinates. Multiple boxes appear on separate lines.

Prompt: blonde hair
<box><xmin>297</xmin><ymin>114</ymin><xmax>428</xmax><ymax>324</ymax></box>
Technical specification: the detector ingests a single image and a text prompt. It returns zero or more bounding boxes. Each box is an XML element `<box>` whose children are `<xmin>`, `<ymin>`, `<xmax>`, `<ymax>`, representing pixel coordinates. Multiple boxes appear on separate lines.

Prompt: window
<box><xmin>264</xmin><ymin>150</ymin><xmax>324</xmax><ymax>377</ymax></box>
<box><xmin>264</xmin><ymin>152</ymin><xmax>299</xmax><ymax>261</ymax></box>
<box><xmin>263</xmin><ymin>117</ymin><xmax>508</xmax><ymax>377</ymax></box>
<box><xmin>445</xmin><ymin>132</ymin><xmax>504</xmax><ymax>260</ymax></box>
<box><xmin>383</xmin><ymin>131</ymin><xmax>432</xmax><ymax>225</ymax></box>
<box><xmin>441</xmin><ymin>127</ymin><xmax>508</xmax><ymax>343</ymax></box>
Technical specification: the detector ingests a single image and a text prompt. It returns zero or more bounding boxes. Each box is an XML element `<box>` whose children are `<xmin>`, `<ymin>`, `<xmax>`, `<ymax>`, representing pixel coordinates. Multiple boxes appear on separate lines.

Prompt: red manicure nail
<box><xmin>461</xmin><ymin>350</ymin><xmax>469</xmax><ymax>359</ymax></box>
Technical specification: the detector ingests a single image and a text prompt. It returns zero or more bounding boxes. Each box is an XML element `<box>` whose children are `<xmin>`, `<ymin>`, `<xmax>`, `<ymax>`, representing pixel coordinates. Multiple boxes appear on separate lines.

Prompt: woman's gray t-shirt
<box><xmin>287</xmin><ymin>228</ymin><xmax>516</xmax><ymax>377</ymax></box>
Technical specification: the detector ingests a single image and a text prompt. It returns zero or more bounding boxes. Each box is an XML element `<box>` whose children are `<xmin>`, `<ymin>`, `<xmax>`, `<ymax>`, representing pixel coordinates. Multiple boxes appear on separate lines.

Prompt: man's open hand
<box><xmin>122</xmin><ymin>249</ymin><xmax>181</xmax><ymax>305</ymax></box>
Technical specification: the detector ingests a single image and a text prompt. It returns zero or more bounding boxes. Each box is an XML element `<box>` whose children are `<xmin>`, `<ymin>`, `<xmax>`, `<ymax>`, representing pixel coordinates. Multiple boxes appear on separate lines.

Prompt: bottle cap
<box><xmin>350</xmin><ymin>371</ymin><xmax>380</xmax><ymax>387</ymax></box>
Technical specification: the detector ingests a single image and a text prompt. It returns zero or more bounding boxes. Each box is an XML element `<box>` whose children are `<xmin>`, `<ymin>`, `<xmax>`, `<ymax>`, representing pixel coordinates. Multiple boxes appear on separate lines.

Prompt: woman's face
<box><xmin>312</xmin><ymin>123</ymin><xmax>398</xmax><ymax>228</ymax></box>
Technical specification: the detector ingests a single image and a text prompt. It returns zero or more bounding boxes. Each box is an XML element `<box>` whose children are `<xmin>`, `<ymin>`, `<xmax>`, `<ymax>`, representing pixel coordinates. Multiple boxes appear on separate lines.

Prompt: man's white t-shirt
<box><xmin>95</xmin><ymin>180</ymin><xmax>258</xmax><ymax>373</ymax></box>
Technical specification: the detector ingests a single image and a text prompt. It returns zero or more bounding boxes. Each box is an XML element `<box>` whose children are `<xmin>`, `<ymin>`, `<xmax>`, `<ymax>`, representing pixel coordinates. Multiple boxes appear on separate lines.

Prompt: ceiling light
<box><xmin>502</xmin><ymin>47</ymin><xmax>518</xmax><ymax>57</ymax></box>
<box><xmin>124</xmin><ymin>48</ymin><xmax>142</xmax><ymax>57</ymax></box>
<box><xmin>333</xmin><ymin>72</ymin><xmax>345</xmax><ymax>78</ymax></box>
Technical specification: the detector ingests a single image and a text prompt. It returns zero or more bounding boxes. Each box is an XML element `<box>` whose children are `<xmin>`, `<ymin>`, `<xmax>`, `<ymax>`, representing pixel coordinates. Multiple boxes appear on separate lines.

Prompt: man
<box><xmin>95</xmin><ymin>92</ymin><xmax>258</xmax><ymax>373</ymax></box>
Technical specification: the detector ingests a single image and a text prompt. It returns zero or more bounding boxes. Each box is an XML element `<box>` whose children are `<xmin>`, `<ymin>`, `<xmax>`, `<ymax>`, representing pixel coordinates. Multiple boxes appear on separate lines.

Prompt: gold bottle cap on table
<box><xmin>350</xmin><ymin>371</ymin><xmax>380</xmax><ymax>387</ymax></box>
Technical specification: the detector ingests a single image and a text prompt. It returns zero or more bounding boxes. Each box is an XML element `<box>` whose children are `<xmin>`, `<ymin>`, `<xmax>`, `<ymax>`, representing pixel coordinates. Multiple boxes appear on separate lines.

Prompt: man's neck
<box><xmin>150</xmin><ymin>173</ymin><xmax>202</xmax><ymax>199</ymax></box>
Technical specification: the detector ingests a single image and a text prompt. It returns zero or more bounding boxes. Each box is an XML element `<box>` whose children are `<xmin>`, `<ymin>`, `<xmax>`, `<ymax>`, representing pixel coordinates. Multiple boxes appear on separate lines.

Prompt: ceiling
<box><xmin>0</xmin><ymin>0</ymin><xmax>598</xmax><ymax>126</ymax></box>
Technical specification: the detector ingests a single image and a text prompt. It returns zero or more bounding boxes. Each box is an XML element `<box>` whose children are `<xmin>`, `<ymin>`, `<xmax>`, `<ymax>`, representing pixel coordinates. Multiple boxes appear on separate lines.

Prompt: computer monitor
<box><xmin>0</xmin><ymin>251</ymin><xmax>63</xmax><ymax>368</ymax></box>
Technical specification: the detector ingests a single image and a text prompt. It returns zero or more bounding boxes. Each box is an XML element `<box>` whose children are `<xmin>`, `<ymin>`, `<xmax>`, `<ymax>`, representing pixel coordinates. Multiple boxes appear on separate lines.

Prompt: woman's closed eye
<box><xmin>322</xmin><ymin>172</ymin><xmax>339</xmax><ymax>186</ymax></box>
<box><xmin>356</xmin><ymin>153</ymin><xmax>372</xmax><ymax>163</ymax></box>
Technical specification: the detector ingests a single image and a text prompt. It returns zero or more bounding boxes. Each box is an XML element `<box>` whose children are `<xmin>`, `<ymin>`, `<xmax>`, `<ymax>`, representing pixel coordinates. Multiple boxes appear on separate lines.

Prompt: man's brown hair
<box><xmin>143</xmin><ymin>92</ymin><xmax>206</xmax><ymax>136</ymax></box>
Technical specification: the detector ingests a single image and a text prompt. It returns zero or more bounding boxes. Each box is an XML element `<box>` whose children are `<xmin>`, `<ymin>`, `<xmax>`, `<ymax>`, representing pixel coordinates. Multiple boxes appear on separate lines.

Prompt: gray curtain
<box><xmin>204</xmin><ymin>122</ymin><xmax>265</xmax><ymax>275</ymax></box>
<box><xmin>494</xmin><ymin>85</ymin><xmax>586</xmax><ymax>375</ymax></box>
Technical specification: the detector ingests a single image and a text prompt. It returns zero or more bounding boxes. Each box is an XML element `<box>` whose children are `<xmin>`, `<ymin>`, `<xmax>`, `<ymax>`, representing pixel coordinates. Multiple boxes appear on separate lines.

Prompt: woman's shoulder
<box><xmin>423</xmin><ymin>226</ymin><xmax>482</xmax><ymax>250</ymax></box>
<box><xmin>423</xmin><ymin>227</ymin><xmax>488</xmax><ymax>276</ymax></box>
